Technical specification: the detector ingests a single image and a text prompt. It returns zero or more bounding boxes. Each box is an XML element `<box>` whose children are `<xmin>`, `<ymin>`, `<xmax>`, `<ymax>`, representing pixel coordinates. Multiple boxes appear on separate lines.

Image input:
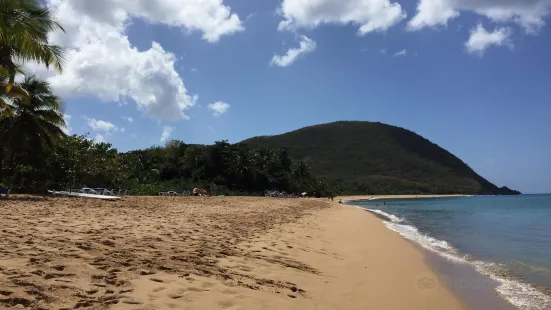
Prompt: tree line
<box><xmin>0</xmin><ymin>1</ymin><xmax>331</xmax><ymax>196</ymax></box>
<box><xmin>1</xmin><ymin>135</ymin><xmax>332</xmax><ymax>196</ymax></box>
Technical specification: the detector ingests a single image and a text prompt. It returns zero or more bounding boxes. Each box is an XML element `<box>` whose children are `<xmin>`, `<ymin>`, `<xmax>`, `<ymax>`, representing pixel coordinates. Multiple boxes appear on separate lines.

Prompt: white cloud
<box><xmin>465</xmin><ymin>24</ymin><xmax>512</xmax><ymax>55</ymax></box>
<box><xmin>94</xmin><ymin>134</ymin><xmax>106</xmax><ymax>143</ymax></box>
<box><xmin>407</xmin><ymin>0</ymin><xmax>459</xmax><ymax>30</ymax></box>
<box><xmin>85</xmin><ymin>117</ymin><xmax>118</xmax><ymax>132</ymax></box>
<box><xmin>278</xmin><ymin>0</ymin><xmax>406</xmax><ymax>35</ymax></box>
<box><xmin>208</xmin><ymin>101</ymin><xmax>230</xmax><ymax>116</ymax></box>
<box><xmin>48</xmin><ymin>0</ymin><xmax>243</xmax><ymax>44</ymax></box>
<box><xmin>123</xmin><ymin>116</ymin><xmax>133</xmax><ymax>123</ymax></box>
<box><xmin>271</xmin><ymin>35</ymin><xmax>317</xmax><ymax>67</ymax></box>
<box><xmin>132</xmin><ymin>1</ymin><xmax>243</xmax><ymax>42</ymax></box>
<box><xmin>408</xmin><ymin>0</ymin><xmax>551</xmax><ymax>33</ymax></box>
<box><xmin>62</xmin><ymin>114</ymin><xmax>72</xmax><ymax>134</ymax></box>
<box><xmin>121</xmin><ymin>127</ymin><xmax>126</xmax><ymax>133</ymax></box>
<box><xmin>84</xmin><ymin>117</ymin><xmax>122</xmax><ymax>142</ymax></box>
<box><xmin>30</xmin><ymin>0</ymin><xmax>243</xmax><ymax>120</ymax></box>
<box><xmin>36</xmin><ymin>35</ymin><xmax>198</xmax><ymax>120</ymax></box>
<box><xmin>392</xmin><ymin>49</ymin><xmax>407</xmax><ymax>57</ymax></box>
<box><xmin>160</xmin><ymin>126</ymin><xmax>175</xmax><ymax>143</ymax></box>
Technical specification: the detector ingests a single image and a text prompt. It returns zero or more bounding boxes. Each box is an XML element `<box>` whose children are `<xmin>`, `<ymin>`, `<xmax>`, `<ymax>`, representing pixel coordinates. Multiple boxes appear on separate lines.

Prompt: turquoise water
<box><xmin>351</xmin><ymin>195</ymin><xmax>551</xmax><ymax>310</ymax></box>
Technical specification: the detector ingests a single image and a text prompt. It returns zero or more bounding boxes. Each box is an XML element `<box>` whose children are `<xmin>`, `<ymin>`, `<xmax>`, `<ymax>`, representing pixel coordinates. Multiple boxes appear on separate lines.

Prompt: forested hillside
<box><xmin>243</xmin><ymin>121</ymin><xmax>520</xmax><ymax>195</ymax></box>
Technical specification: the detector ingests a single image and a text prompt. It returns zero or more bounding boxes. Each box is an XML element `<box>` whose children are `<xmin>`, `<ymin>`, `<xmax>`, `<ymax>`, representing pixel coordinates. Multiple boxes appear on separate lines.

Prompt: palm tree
<box><xmin>292</xmin><ymin>159</ymin><xmax>313</xmax><ymax>189</ymax></box>
<box><xmin>0</xmin><ymin>0</ymin><xmax>65</xmax><ymax>93</ymax></box>
<box><xmin>226</xmin><ymin>146</ymin><xmax>257</xmax><ymax>183</ymax></box>
<box><xmin>0</xmin><ymin>75</ymin><xmax>66</xmax><ymax>154</ymax></box>
<box><xmin>0</xmin><ymin>67</ymin><xmax>29</xmax><ymax>112</ymax></box>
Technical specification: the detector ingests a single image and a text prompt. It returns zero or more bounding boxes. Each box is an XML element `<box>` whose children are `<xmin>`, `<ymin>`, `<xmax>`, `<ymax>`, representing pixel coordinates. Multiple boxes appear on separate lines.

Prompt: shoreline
<box><xmin>0</xmin><ymin>196</ymin><xmax>468</xmax><ymax>309</ymax></box>
<box><xmin>337</xmin><ymin>194</ymin><xmax>473</xmax><ymax>202</ymax></box>
<box><xmin>349</xmin><ymin>198</ymin><xmax>551</xmax><ymax>310</ymax></box>
<box><xmin>260</xmin><ymin>202</ymin><xmax>468</xmax><ymax>309</ymax></box>
<box><xmin>420</xmin><ymin>246</ymin><xmax>518</xmax><ymax>310</ymax></box>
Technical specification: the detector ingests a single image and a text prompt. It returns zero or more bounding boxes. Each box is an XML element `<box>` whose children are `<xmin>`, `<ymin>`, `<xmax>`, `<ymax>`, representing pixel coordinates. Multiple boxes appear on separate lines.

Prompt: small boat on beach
<box><xmin>48</xmin><ymin>190</ymin><xmax>121</xmax><ymax>200</ymax></box>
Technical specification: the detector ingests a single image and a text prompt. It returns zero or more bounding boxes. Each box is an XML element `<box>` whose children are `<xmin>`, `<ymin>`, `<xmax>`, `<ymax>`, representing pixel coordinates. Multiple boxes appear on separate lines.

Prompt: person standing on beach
<box><xmin>210</xmin><ymin>182</ymin><xmax>217</xmax><ymax>196</ymax></box>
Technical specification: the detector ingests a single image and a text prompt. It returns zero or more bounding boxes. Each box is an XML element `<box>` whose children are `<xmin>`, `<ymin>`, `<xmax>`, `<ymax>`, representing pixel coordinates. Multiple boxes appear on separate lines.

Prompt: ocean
<box><xmin>349</xmin><ymin>195</ymin><xmax>551</xmax><ymax>310</ymax></box>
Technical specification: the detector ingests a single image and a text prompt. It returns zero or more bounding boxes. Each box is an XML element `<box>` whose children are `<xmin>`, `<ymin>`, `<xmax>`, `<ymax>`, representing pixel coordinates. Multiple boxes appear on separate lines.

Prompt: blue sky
<box><xmin>35</xmin><ymin>0</ymin><xmax>551</xmax><ymax>194</ymax></box>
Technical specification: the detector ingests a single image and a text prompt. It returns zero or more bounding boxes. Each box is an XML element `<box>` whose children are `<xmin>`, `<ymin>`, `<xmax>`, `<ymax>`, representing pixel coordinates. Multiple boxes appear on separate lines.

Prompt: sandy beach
<box><xmin>0</xmin><ymin>196</ymin><xmax>465</xmax><ymax>310</ymax></box>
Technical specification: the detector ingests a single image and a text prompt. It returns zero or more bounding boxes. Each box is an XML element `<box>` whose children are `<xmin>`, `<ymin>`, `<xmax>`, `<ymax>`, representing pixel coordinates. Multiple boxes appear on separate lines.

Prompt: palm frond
<box><xmin>0</xmin><ymin>0</ymin><xmax>66</xmax><ymax>92</ymax></box>
<box><xmin>1</xmin><ymin>73</ymin><xmax>66</xmax><ymax>157</ymax></box>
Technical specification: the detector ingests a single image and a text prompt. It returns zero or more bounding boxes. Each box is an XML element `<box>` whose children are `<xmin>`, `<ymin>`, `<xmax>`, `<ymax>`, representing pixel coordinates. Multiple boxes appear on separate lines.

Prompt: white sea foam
<box><xmin>365</xmin><ymin>209</ymin><xmax>404</xmax><ymax>223</ymax></box>
<box><xmin>382</xmin><ymin>219</ymin><xmax>466</xmax><ymax>263</ymax></box>
<box><xmin>364</xmin><ymin>208</ymin><xmax>460</xmax><ymax>259</ymax></box>
<box><xmin>473</xmin><ymin>261</ymin><xmax>551</xmax><ymax>310</ymax></box>
<box><xmin>360</xmin><ymin>205</ymin><xmax>551</xmax><ymax>310</ymax></box>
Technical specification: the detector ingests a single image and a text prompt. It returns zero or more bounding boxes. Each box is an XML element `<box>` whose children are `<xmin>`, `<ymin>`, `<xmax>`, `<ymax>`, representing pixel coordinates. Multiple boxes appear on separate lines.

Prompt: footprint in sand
<box><xmin>149</xmin><ymin>278</ymin><xmax>164</xmax><ymax>283</ymax></box>
<box><xmin>52</xmin><ymin>265</ymin><xmax>65</xmax><ymax>271</ymax></box>
<box><xmin>121</xmin><ymin>298</ymin><xmax>142</xmax><ymax>305</ymax></box>
<box><xmin>119</xmin><ymin>288</ymin><xmax>133</xmax><ymax>294</ymax></box>
<box><xmin>167</xmin><ymin>292</ymin><xmax>184</xmax><ymax>299</ymax></box>
<box><xmin>44</xmin><ymin>273</ymin><xmax>75</xmax><ymax>280</ymax></box>
<box><xmin>30</xmin><ymin>270</ymin><xmax>44</xmax><ymax>276</ymax></box>
<box><xmin>186</xmin><ymin>287</ymin><xmax>205</xmax><ymax>292</ymax></box>
<box><xmin>152</xmin><ymin>287</ymin><xmax>166</xmax><ymax>292</ymax></box>
<box><xmin>238</xmin><ymin>265</ymin><xmax>252</xmax><ymax>272</ymax></box>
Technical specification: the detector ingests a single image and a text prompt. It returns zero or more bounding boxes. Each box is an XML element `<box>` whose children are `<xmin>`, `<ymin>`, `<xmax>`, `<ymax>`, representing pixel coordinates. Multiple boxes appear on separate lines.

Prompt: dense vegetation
<box><xmin>243</xmin><ymin>121</ymin><xmax>520</xmax><ymax>195</ymax></box>
<box><xmin>0</xmin><ymin>135</ymin><xmax>331</xmax><ymax>196</ymax></box>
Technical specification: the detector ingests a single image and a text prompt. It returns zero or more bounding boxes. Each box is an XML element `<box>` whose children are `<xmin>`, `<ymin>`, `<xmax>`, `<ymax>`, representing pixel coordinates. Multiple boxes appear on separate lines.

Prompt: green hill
<box><xmin>242</xmin><ymin>121</ymin><xmax>520</xmax><ymax>195</ymax></box>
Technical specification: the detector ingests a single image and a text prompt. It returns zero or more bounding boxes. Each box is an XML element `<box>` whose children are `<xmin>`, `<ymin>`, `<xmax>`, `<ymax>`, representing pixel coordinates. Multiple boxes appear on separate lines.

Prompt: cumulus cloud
<box><xmin>465</xmin><ymin>24</ymin><xmax>512</xmax><ymax>55</ymax></box>
<box><xmin>271</xmin><ymin>35</ymin><xmax>317</xmax><ymax>67</ymax></box>
<box><xmin>160</xmin><ymin>126</ymin><xmax>175</xmax><ymax>143</ymax></box>
<box><xmin>208</xmin><ymin>101</ymin><xmax>230</xmax><ymax>116</ymax></box>
<box><xmin>130</xmin><ymin>0</ymin><xmax>243</xmax><ymax>42</ymax></box>
<box><xmin>408</xmin><ymin>0</ymin><xmax>551</xmax><ymax>33</ymax></box>
<box><xmin>30</xmin><ymin>0</ymin><xmax>243</xmax><ymax>120</ymax></box>
<box><xmin>94</xmin><ymin>134</ymin><xmax>106</xmax><ymax>143</ymax></box>
<box><xmin>278</xmin><ymin>0</ymin><xmax>406</xmax><ymax>35</ymax></box>
<box><xmin>85</xmin><ymin>118</ymin><xmax>118</xmax><ymax>132</ymax></box>
<box><xmin>407</xmin><ymin>0</ymin><xmax>460</xmax><ymax>30</ymax></box>
<box><xmin>48</xmin><ymin>0</ymin><xmax>243</xmax><ymax>44</ymax></box>
<box><xmin>123</xmin><ymin>116</ymin><xmax>133</xmax><ymax>123</ymax></box>
<box><xmin>392</xmin><ymin>49</ymin><xmax>407</xmax><ymax>57</ymax></box>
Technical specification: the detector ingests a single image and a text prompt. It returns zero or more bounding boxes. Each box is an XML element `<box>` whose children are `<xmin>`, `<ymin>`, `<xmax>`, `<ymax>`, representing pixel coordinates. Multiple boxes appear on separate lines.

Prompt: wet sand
<box><xmin>1</xmin><ymin>196</ymin><xmax>465</xmax><ymax>309</ymax></box>
<box><xmin>422</xmin><ymin>249</ymin><xmax>518</xmax><ymax>310</ymax></box>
